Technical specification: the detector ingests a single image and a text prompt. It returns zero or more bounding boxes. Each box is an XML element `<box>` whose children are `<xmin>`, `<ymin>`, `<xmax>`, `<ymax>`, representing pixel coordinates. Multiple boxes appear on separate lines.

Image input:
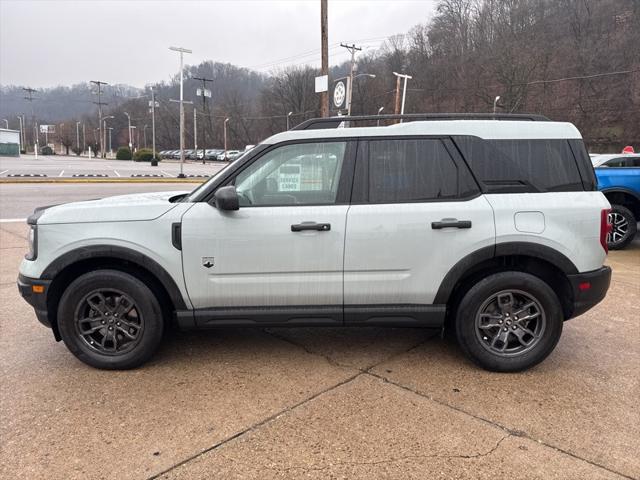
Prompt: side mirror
<box><xmin>212</xmin><ymin>185</ymin><xmax>240</xmax><ymax>211</ymax></box>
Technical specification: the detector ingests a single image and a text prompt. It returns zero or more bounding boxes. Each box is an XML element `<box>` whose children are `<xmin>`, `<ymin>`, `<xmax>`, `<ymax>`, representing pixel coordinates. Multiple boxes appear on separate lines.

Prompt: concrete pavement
<box><xmin>0</xmin><ymin>222</ymin><xmax>638</xmax><ymax>479</ymax></box>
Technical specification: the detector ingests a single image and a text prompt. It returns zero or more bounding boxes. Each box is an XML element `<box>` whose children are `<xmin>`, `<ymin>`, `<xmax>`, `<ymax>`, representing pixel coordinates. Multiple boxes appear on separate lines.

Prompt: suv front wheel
<box><xmin>57</xmin><ymin>270</ymin><xmax>164</xmax><ymax>369</ymax></box>
<box><xmin>455</xmin><ymin>272</ymin><xmax>563</xmax><ymax>372</ymax></box>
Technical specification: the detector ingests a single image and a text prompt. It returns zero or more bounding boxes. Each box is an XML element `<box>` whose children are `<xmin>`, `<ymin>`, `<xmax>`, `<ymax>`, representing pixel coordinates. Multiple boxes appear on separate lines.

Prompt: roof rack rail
<box><xmin>292</xmin><ymin>113</ymin><xmax>550</xmax><ymax>130</ymax></box>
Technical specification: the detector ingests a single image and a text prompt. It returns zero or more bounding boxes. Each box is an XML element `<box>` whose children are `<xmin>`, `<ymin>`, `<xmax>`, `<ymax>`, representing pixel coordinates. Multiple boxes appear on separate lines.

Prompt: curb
<box><xmin>0</xmin><ymin>178</ymin><xmax>207</xmax><ymax>184</ymax></box>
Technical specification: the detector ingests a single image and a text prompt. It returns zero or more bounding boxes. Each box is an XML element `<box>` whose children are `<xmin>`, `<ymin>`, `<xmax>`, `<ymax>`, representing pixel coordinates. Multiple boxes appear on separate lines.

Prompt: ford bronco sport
<box><xmin>18</xmin><ymin>114</ymin><xmax>612</xmax><ymax>372</ymax></box>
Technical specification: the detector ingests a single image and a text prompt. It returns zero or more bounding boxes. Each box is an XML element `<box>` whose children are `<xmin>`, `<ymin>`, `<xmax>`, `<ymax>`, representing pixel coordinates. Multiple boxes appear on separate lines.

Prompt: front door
<box><xmin>181</xmin><ymin>140</ymin><xmax>354</xmax><ymax>325</ymax></box>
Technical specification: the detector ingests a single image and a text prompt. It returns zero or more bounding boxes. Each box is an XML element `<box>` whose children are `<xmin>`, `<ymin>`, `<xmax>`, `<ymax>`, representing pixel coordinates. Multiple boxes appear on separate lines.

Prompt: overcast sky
<box><xmin>0</xmin><ymin>0</ymin><xmax>437</xmax><ymax>88</ymax></box>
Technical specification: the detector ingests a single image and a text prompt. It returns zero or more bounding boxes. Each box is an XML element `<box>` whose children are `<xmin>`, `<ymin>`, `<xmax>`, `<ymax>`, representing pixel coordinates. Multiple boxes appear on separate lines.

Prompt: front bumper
<box><xmin>567</xmin><ymin>266</ymin><xmax>612</xmax><ymax>319</ymax></box>
<box><xmin>17</xmin><ymin>274</ymin><xmax>53</xmax><ymax>329</ymax></box>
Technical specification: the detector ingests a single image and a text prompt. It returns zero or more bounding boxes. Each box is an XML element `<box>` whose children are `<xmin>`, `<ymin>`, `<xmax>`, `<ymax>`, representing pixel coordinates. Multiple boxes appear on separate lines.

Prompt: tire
<box><xmin>608</xmin><ymin>204</ymin><xmax>637</xmax><ymax>250</ymax></box>
<box><xmin>455</xmin><ymin>272</ymin><xmax>563</xmax><ymax>372</ymax></box>
<box><xmin>57</xmin><ymin>269</ymin><xmax>164</xmax><ymax>369</ymax></box>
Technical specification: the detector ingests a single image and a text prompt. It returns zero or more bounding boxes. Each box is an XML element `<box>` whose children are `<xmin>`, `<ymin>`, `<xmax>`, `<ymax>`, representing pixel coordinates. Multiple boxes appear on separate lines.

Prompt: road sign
<box><xmin>39</xmin><ymin>125</ymin><xmax>55</xmax><ymax>134</ymax></box>
<box><xmin>315</xmin><ymin>75</ymin><xmax>328</xmax><ymax>93</ymax></box>
<box><xmin>148</xmin><ymin>100</ymin><xmax>160</xmax><ymax>107</ymax></box>
<box><xmin>197</xmin><ymin>88</ymin><xmax>212</xmax><ymax>98</ymax></box>
<box><xmin>333</xmin><ymin>81</ymin><xmax>346</xmax><ymax>108</ymax></box>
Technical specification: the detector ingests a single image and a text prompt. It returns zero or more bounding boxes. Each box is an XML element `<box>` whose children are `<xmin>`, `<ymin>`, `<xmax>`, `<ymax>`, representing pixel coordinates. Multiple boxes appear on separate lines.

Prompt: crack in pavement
<box><xmin>367</xmin><ymin>371</ymin><xmax>634</xmax><ymax>480</ymax></box>
<box><xmin>148</xmin><ymin>331</ymin><xmax>434</xmax><ymax>479</ymax></box>
<box><xmin>147</xmin><ymin>372</ymin><xmax>364</xmax><ymax>480</ymax></box>
<box><xmin>229</xmin><ymin>434</ymin><xmax>511</xmax><ymax>474</ymax></box>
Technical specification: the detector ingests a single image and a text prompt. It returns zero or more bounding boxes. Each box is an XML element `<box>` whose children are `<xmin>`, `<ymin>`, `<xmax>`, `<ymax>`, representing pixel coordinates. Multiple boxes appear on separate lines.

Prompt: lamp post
<box><xmin>392</xmin><ymin>72</ymin><xmax>412</xmax><ymax>121</ymax></box>
<box><xmin>169</xmin><ymin>45</ymin><xmax>192</xmax><ymax>178</ymax></box>
<box><xmin>59</xmin><ymin>123</ymin><xmax>64</xmax><ymax>154</ymax></box>
<box><xmin>286</xmin><ymin>111</ymin><xmax>293</xmax><ymax>130</ymax></box>
<box><xmin>108</xmin><ymin>127</ymin><xmax>113</xmax><ymax>153</ymax></box>
<box><xmin>18</xmin><ymin>116</ymin><xmax>24</xmax><ymax>152</ymax></box>
<box><xmin>1</xmin><ymin>119</ymin><xmax>8</xmax><ymax>128</ymax></box>
<box><xmin>75</xmin><ymin>121</ymin><xmax>80</xmax><ymax>155</ymax></box>
<box><xmin>124</xmin><ymin>112</ymin><xmax>132</xmax><ymax>153</ymax></box>
<box><xmin>223</xmin><ymin>117</ymin><xmax>230</xmax><ymax>161</ymax></box>
<box><xmin>493</xmin><ymin>96</ymin><xmax>501</xmax><ymax>114</ymax></box>
<box><xmin>102</xmin><ymin>116</ymin><xmax>114</xmax><ymax>158</ymax></box>
<box><xmin>377</xmin><ymin>106</ymin><xmax>384</xmax><ymax>126</ymax></box>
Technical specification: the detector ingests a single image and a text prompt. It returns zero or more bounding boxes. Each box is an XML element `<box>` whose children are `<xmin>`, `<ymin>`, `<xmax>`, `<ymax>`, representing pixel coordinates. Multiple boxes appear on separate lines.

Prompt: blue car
<box><xmin>592</xmin><ymin>153</ymin><xmax>640</xmax><ymax>249</ymax></box>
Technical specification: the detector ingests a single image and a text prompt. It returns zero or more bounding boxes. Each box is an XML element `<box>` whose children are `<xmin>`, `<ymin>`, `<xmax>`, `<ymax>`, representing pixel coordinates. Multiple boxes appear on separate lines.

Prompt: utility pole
<box><xmin>169</xmin><ymin>46</ymin><xmax>192</xmax><ymax>178</ymax></box>
<box><xmin>22</xmin><ymin>87</ymin><xmax>37</xmax><ymax>152</ymax></box>
<box><xmin>320</xmin><ymin>0</ymin><xmax>329</xmax><ymax>117</ymax></box>
<box><xmin>392</xmin><ymin>72</ymin><xmax>412</xmax><ymax>121</ymax></box>
<box><xmin>194</xmin><ymin>76</ymin><xmax>213</xmax><ymax>163</ymax></box>
<box><xmin>90</xmin><ymin>80</ymin><xmax>108</xmax><ymax>157</ymax></box>
<box><xmin>143</xmin><ymin>124</ymin><xmax>148</xmax><ymax>148</ymax></box>
<box><xmin>340</xmin><ymin>43</ymin><xmax>362</xmax><ymax>116</ymax></box>
<box><xmin>75</xmin><ymin>121</ymin><xmax>80</xmax><ymax>154</ymax></box>
<box><xmin>82</xmin><ymin>123</ymin><xmax>86</xmax><ymax>153</ymax></box>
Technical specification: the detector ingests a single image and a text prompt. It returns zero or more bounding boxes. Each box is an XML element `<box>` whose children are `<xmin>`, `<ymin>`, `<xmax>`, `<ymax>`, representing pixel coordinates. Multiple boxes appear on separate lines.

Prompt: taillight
<box><xmin>600</xmin><ymin>209</ymin><xmax>612</xmax><ymax>253</ymax></box>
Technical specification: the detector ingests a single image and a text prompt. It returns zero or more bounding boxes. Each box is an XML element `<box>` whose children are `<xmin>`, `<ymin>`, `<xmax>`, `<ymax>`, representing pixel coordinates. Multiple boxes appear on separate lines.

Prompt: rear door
<box><xmin>343</xmin><ymin>137</ymin><xmax>495</xmax><ymax>324</ymax></box>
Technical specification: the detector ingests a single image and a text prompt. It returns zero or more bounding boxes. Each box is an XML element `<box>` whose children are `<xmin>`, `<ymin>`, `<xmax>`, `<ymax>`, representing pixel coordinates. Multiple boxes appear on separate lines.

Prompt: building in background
<box><xmin>0</xmin><ymin>128</ymin><xmax>20</xmax><ymax>157</ymax></box>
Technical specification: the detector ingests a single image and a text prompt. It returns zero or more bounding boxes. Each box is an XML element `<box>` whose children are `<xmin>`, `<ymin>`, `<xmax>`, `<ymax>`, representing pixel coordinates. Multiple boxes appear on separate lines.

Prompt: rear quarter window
<box><xmin>453</xmin><ymin>136</ymin><xmax>587</xmax><ymax>192</ymax></box>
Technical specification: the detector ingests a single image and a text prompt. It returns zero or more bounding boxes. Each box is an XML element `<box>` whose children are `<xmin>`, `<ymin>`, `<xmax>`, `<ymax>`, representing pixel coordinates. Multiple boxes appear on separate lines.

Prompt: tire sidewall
<box><xmin>455</xmin><ymin>271</ymin><xmax>563</xmax><ymax>372</ymax></box>
<box><xmin>57</xmin><ymin>269</ymin><xmax>164</xmax><ymax>369</ymax></box>
<box><xmin>608</xmin><ymin>204</ymin><xmax>637</xmax><ymax>250</ymax></box>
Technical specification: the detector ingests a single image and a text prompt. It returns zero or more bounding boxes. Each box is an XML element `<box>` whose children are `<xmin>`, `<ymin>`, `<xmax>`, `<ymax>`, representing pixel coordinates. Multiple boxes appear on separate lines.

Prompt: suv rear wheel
<box><xmin>608</xmin><ymin>204</ymin><xmax>636</xmax><ymax>250</ymax></box>
<box><xmin>455</xmin><ymin>272</ymin><xmax>563</xmax><ymax>372</ymax></box>
<box><xmin>57</xmin><ymin>270</ymin><xmax>164</xmax><ymax>369</ymax></box>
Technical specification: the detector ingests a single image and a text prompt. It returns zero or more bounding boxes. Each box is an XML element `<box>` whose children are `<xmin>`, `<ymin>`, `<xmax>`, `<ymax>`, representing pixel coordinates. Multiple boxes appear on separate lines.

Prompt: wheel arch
<box><xmin>601</xmin><ymin>188</ymin><xmax>640</xmax><ymax>219</ymax></box>
<box><xmin>42</xmin><ymin>246</ymin><xmax>187</xmax><ymax>340</ymax></box>
<box><xmin>435</xmin><ymin>242</ymin><xmax>577</xmax><ymax>322</ymax></box>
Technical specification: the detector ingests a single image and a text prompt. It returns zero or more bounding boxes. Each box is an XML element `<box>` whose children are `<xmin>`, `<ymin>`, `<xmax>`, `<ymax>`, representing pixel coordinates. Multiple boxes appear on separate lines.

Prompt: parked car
<box><xmin>205</xmin><ymin>149</ymin><xmax>223</xmax><ymax>160</ymax></box>
<box><xmin>592</xmin><ymin>151</ymin><xmax>640</xmax><ymax>250</ymax></box>
<box><xmin>216</xmin><ymin>150</ymin><xmax>240</xmax><ymax>161</ymax></box>
<box><xmin>18</xmin><ymin>113</ymin><xmax>611</xmax><ymax>372</ymax></box>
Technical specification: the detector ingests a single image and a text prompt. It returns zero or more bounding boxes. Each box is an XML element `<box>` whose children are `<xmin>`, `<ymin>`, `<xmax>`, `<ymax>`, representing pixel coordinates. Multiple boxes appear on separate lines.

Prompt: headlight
<box><xmin>25</xmin><ymin>225</ymin><xmax>37</xmax><ymax>260</ymax></box>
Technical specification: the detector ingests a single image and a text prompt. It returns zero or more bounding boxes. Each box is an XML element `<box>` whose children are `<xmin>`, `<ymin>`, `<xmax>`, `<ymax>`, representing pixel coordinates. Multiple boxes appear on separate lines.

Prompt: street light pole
<box><xmin>144</xmin><ymin>124</ymin><xmax>148</xmax><ymax>149</ymax></box>
<box><xmin>377</xmin><ymin>106</ymin><xmax>384</xmax><ymax>126</ymax></box>
<box><xmin>151</xmin><ymin>88</ymin><xmax>157</xmax><ymax>161</ymax></box>
<box><xmin>18</xmin><ymin>116</ymin><xmax>24</xmax><ymax>152</ymax></box>
<box><xmin>169</xmin><ymin>45</ymin><xmax>192</xmax><ymax>178</ymax></box>
<box><xmin>392</xmin><ymin>72</ymin><xmax>413</xmax><ymax>121</ymax></box>
<box><xmin>1</xmin><ymin>119</ymin><xmax>8</xmax><ymax>128</ymax></box>
<box><xmin>75</xmin><ymin>121</ymin><xmax>80</xmax><ymax>155</ymax></box>
<box><xmin>287</xmin><ymin>111</ymin><xmax>293</xmax><ymax>130</ymax></box>
<box><xmin>493</xmin><ymin>95</ymin><xmax>501</xmax><ymax>114</ymax></box>
<box><xmin>223</xmin><ymin>117</ymin><xmax>230</xmax><ymax>161</ymax></box>
<box><xmin>102</xmin><ymin>116</ymin><xmax>114</xmax><ymax>157</ymax></box>
<box><xmin>108</xmin><ymin>127</ymin><xmax>113</xmax><ymax>153</ymax></box>
<box><xmin>82</xmin><ymin>123</ymin><xmax>86</xmax><ymax>154</ymax></box>
<box><xmin>124</xmin><ymin>112</ymin><xmax>132</xmax><ymax>153</ymax></box>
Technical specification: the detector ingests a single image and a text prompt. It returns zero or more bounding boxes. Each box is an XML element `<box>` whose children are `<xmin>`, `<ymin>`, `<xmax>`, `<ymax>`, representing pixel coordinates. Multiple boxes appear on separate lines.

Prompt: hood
<box><xmin>34</xmin><ymin>191</ymin><xmax>190</xmax><ymax>225</ymax></box>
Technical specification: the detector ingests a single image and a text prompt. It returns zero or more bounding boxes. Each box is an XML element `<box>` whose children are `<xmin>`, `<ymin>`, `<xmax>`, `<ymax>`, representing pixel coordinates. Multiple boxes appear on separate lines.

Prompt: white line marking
<box><xmin>0</xmin><ymin>169</ymin><xmax>8</xmax><ymax>175</ymax></box>
<box><xmin>59</xmin><ymin>170</ymin><xmax>65</xmax><ymax>177</ymax></box>
<box><xmin>160</xmin><ymin>170</ymin><xmax>174</xmax><ymax>177</ymax></box>
<box><xmin>113</xmin><ymin>170</ymin><xmax>121</xmax><ymax>177</ymax></box>
<box><xmin>0</xmin><ymin>218</ymin><xmax>27</xmax><ymax>223</ymax></box>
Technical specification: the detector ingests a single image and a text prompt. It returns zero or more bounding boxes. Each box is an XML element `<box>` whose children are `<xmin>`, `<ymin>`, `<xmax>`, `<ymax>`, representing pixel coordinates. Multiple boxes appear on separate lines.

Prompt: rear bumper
<box><xmin>17</xmin><ymin>274</ymin><xmax>53</xmax><ymax>329</ymax></box>
<box><xmin>567</xmin><ymin>266</ymin><xmax>612</xmax><ymax>319</ymax></box>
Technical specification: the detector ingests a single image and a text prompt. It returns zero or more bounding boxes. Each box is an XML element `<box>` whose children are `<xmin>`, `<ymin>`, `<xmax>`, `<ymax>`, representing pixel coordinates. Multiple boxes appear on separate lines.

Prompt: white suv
<box><xmin>18</xmin><ymin>114</ymin><xmax>612</xmax><ymax>372</ymax></box>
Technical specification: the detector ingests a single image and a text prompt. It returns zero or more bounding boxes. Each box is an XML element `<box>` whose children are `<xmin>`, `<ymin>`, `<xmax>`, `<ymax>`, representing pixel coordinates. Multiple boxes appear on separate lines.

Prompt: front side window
<box><xmin>367</xmin><ymin>139</ymin><xmax>461</xmax><ymax>203</ymax></box>
<box><xmin>233</xmin><ymin>142</ymin><xmax>346</xmax><ymax>206</ymax></box>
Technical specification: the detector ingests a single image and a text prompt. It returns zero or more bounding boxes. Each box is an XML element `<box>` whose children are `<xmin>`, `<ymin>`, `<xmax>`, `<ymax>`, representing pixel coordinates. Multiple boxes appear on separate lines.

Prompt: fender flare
<box><xmin>433</xmin><ymin>242</ymin><xmax>578</xmax><ymax>304</ymax></box>
<box><xmin>600</xmin><ymin>187</ymin><xmax>640</xmax><ymax>203</ymax></box>
<box><xmin>41</xmin><ymin>245</ymin><xmax>188</xmax><ymax>310</ymax></box>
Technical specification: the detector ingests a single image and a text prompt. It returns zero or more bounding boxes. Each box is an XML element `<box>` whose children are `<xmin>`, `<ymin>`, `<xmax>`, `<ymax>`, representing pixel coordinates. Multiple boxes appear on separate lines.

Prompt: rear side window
<box><xmin>454</xmin><ymin>136</ymin><xmax>585</xmax><ymax>192</ymax></box>
<box><xmin>367</xmin><ymin>139</ymin><xmax>471</xmax><ymax>203</ymax></box>
<box><xmin>602</xmin><ymin>157</ymin><xmax>640</xmax><ymax>167</ymax></box>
